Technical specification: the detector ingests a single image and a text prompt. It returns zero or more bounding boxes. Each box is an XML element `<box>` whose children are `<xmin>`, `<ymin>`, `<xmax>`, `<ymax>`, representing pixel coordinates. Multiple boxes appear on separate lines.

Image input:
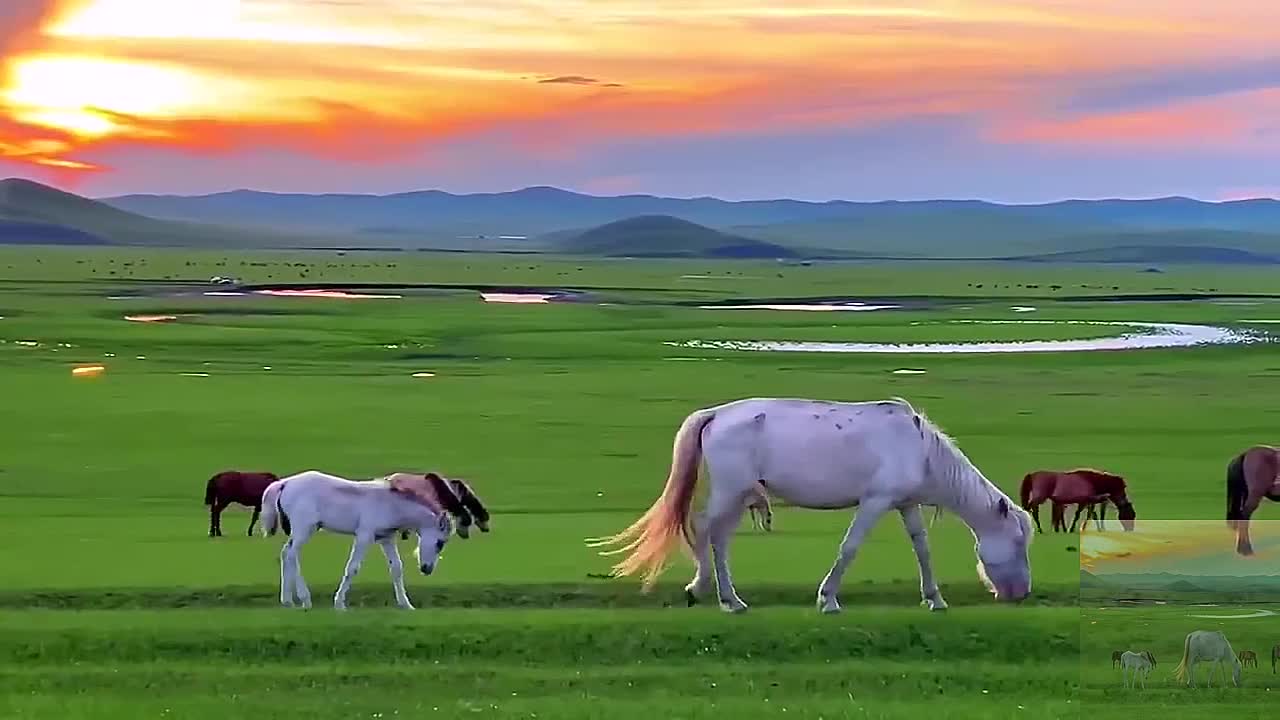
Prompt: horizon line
<box><xmin>3</xmin><ymin>177</ymin><xmax>1278</xmax><ymax>206</ymax></box>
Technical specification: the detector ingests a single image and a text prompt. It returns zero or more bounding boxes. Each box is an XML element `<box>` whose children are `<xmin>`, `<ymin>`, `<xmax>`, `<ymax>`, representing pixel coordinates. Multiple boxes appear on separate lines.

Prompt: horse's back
<box><xmin>703</xmin><ymin>398</ymin><xmax>926</xmax><ymax>507</ymax></box>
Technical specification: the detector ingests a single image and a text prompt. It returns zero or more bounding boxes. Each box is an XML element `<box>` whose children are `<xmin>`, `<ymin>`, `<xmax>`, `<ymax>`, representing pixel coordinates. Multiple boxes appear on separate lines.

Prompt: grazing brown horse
<box><xmin>1225</xmin><ymin>445</ymin><xmax>1280</xmax><ymax>556</ymax></box>
<box><xmin>203</xmin><ymin>471</ymin><xmax>279</xmax><ymax>537</ymax></box>
<box><xmin>1239</xmin><ymin>650</ymin><xmax>1258</xmax><ymax>669</ymax></box>
<box><xmin>1020</xmin><ymin>469</ymin><xmax>1136</xmax><ymax>534</ymax></box>
<box><xmin>1112</xmin><ymin>650</ymin><xmax>1123</xmax><ymax>668</ymax></box>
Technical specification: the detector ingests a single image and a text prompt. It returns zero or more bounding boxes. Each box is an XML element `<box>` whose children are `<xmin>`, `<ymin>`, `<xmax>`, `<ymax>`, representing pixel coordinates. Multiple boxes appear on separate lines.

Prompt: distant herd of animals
<box><xmin>1112</xmin><ymin>631</ymin><xmax>1279</xmax><ymax>689</ymax></box>
<box><xmin>200</xmin><ymin>396</ymin><xmax>1277</xmax><ymax>612</ymax></box>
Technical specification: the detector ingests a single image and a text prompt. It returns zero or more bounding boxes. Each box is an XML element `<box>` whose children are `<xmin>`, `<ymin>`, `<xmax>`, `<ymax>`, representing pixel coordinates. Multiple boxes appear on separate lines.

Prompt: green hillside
<box><xmin>551</xmin><ymin>215</ymin><xmax>799</xmax><ymax>258</ymax></box>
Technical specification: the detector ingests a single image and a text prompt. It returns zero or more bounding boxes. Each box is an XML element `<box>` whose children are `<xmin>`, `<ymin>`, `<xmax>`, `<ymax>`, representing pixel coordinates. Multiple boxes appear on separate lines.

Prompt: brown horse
<box><xmin>1239</xmin><ymin>650</ymin><xmax>1258</xmax><ymax>669</ymax></box>
<box><xmin>203</xmin><ymin>471</ymin><xmax>279</xmax><ymax>537</ymax></box>
<box><xmin>1112</xmin><ymin>650</ymin><xmax>1123</xmax><ymax>668</ymax></box>
<box><xmin>1020</xmin><ymin>469</ymin><xmax>1136</xmax><ymax>534</ymax></box>
<box><xmin>1225</xmin><ymin>445</ymin><xmax>1280</xmax><ymax>556</ymax></box>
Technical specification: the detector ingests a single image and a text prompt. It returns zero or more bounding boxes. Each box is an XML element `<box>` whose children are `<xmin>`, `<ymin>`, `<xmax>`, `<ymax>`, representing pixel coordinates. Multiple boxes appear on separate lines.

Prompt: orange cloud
<box><xmin>0</xmin><ymin>0</ymin><xmax>1276</xmax><ymax>175</ymax></box>
<box><xmin>991</xmin><ymin>88</ymin><xmax>1280</xmax><ymax>149</ymax></box>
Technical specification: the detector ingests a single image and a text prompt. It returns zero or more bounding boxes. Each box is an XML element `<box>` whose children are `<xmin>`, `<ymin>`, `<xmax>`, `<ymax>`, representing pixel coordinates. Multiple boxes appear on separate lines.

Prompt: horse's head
<box><xmin>974</xmin><ymin>497</ymin><xmax>1033</xmax><ymax>603</ymax></box>
<box><xmin>411</xmin><ymin>511</ymin><xmax>452</xmax><ymax>576</ymax></box>
<box><xmin>1112</xmin><ymin>497</ymin><xmax>1136</xmax><ymax>532</ymax></box>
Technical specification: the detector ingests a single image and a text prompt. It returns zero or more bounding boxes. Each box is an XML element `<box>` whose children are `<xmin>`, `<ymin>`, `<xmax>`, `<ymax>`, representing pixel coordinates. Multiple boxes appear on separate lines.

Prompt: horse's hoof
<box><xmin>719</xmin><ymin>601</ymin><xmax>748</xmax><ymax>614</ymax></box>
<box><xmin>685</xmin><ymin>589</ymin><xmax>699</xmax><ymax>607</ymax></box>
<box><xmin>922</xmin><ymin>599</ymin><xmax>948</xmax><ymax>612</ymax></box>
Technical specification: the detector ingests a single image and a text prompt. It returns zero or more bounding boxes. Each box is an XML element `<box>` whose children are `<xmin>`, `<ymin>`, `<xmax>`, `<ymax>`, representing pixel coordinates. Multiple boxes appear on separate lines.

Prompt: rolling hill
<box><xmin>550</xmin><ymin>215</ymin><xmax>798</xmax><ymax>258</ymax></box>
<box><xmin>0</xmin><ymin>178</ymin><xmax>351</xmax><ymax>249</ymax></box>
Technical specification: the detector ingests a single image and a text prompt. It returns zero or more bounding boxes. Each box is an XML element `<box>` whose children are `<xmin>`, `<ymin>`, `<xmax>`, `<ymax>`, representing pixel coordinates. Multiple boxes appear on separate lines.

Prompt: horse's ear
<box><xmin>997</xmin><ymin>498</ymin><xmax>1010</xmax><ymax>517</ymax></box>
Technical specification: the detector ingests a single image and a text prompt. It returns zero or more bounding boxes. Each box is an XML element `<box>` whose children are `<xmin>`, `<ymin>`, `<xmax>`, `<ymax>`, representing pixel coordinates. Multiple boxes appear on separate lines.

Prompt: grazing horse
<box><xmin>1174</xmin><ymin>630</ymin><xmax>1242</xmax><ymax>688</ymax></box>
<box><xmin>1238</xmin><ymin>650</ymin><xmax>1258</xmax><ymax>669</ymax></box>
<box><xmin>203</xmin><ymin>470</ymin><xmax>279</xmax><ymax>537</ymax></box>
<box><xmin>586</xmin><ymin>397</ymin><xmax>1033</xmax><ymax>614</ymax></box>
<box><xmin>1019</xmin><ymin>469</ymin><xmax>1136</xmax><ymax>534</ymax></box>
<box><xmin>1225</xmin><ymin>445</ymin><xmax>1280</xmax><ymax>556</ymax></box>
<box><xmin>1112</xmin><ymin>650</ymin><xmax>1123</xmax><ymax>668</ymax></box>
<box><xmin>746</xmin><ymin>481</ymin><xmax>773</xmax><ymax>532</ymax></box>
<box><xmin>1120</xmin><ymin>650</ymin><xmax>1154</xmax><ymax>689</ymax></box>
<box><xmin>260</xmin><ymin>470</ymin><xmax>459</xmax><ymax>610</ymax></box>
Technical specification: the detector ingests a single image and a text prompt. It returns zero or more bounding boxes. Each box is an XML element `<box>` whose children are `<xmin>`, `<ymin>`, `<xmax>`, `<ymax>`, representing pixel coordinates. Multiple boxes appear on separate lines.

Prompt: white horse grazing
<box><xmin>260</xmin><ymin>470</ymin><xmax>455</xmax><ymax>611</ymax></box>
<box><xmin>1120</xmin><ymin>650</ymin><xmax>1154</xmax><ymax>689</ymax></box>
<box><xmin>586</xmin><ymin>397</ymin><xmax>1033</xmax><ymax>614</ymax></box>
<box><xmin>1175</xmin><ymin>630</ymin><xmax>1242</xmax><ymax>688</ymax></box>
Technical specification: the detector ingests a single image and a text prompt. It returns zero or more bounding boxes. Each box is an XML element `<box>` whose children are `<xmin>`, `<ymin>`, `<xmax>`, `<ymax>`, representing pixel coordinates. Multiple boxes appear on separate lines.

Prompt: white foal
<box><xmin>260</xmin><ymin>470</ymin><xmax>454</xmax><ymax>611</ymax></box>
<box><xmin>1120</xmin><ymin>650</ymin><xmax>1154</xmax><ymax>689</ymax></box>
<box><xmin>587</xmin><ymin>397</ymin><xmax>1033</xmax><ymax>614</ymax></box>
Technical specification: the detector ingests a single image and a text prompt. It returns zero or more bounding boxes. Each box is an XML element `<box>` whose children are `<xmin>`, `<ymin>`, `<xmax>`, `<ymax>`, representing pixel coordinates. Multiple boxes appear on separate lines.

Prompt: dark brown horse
<box><xmin>204</xmin><ymin>471</ymin><xmax>279</xmax><ymax>537</ymax></box>
<box><xmin>1225</xmin><ymin>445</ymin><xmax>1280</xmax><ymax>556</ymax></box>
<box><xmin>1020</xmin><ymin>468</ymin><xmax>1136</xmax><ymax>534</ymax></box>
<box><xmin>381</xmin><ymin>474</ymin><xmax>491</xmax><ymax>541</ymax></box>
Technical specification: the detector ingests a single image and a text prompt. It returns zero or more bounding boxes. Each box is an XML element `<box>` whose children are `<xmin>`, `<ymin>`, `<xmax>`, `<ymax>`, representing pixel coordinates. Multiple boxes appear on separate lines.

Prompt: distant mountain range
<box><xmin>4</xmin><ymin>177</ymin><xmax>1280</xmax><ymax>262</ymax></box>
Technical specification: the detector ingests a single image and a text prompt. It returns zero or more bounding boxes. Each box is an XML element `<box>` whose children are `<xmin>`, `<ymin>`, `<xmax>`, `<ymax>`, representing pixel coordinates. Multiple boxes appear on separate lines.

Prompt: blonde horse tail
<box><xmin>584</xmin><ymin>407</ymin><xmax>717</xmax><ymax>591</ymax></box>
<box><xmin>1174</xmin><ymin>633</ymin><xmax>1192</xmax><ymax>683</ymax></box>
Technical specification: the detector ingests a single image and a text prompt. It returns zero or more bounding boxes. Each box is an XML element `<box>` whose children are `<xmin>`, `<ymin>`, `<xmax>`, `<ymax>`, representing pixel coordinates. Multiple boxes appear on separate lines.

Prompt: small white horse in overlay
<box><xmin>1120</xmin><ymin>650</ymin><xmax>1155</xmax><ymax>689</ymax></box>
<box><xmin>260</xmin><ymin>470</ymin><xmax>456</xmax><ymax>610</ymax></box>
<box><xmin>586</xmin><ymin>397</ymin><xmax>1033</xmax><ymax>614</ymax></box>
<box><xmin>1175</xmin><ymin>630</ymin><xmax>1242</xmax><ymax>688</ymax></box>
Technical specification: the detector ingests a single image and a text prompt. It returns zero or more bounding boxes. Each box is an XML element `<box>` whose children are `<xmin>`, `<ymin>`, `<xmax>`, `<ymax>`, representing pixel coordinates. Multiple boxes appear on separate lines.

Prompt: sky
<box><xmin>1081</xmin><ymin>520</ymin><xmax>1280</xmax><ymax>576</ymax></box>
<box><xmin>0</xmin><ymin>0</ymin><xmax>1277</xmax><ymax>201</ymax></box>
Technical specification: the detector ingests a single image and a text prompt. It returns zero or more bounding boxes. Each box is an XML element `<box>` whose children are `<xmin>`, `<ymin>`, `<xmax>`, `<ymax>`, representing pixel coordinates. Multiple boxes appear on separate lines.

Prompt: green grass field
<box><xmin>1079</xmin><ymin>604</ymin><xmax>1279</xmax><ymax>712</ymax></box>
<box><xmin>1</xmin><ymin>247</ymin><xmax>1276</xmax><ymax>718</ymax></box>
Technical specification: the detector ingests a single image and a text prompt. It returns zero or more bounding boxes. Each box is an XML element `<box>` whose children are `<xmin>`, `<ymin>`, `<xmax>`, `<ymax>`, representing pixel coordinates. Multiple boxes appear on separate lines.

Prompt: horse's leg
<box><xmin>705</xmin><ymin>489</ymin><xmax>751</xmax><ymax>614</ymax></box>
<box><xmin>287</xmin><ymin>524</ymin><xmax>317</xmax><ymax>609</ymax></box>
<box><xmin>278</xmin><ymin>539</ymin><xmax>294</xmax><ymax>607</ymax></box>
<box><xmin>247</xmin><ymin>504</ymin><xmax>261</xmax><ymax>536</ymax></box>
<box><xmin>378</xmin><ymin>537</ymin><xmax>413</xmax><ymax>610</ymax></box>
<box><xmin>1028</xmin><ymin>500</ymin><xmax>1043</xmax><ymax>533</ymax></box>
<box><xmin>899</xmin><ymin>504</ymin><xmax>947</xmax><ymax>612</ymax></box>
<box><xmin>684</xmin><ymin>509</ymin><xmax>714</xmax><ymax>606</ymax></box>
<box><xmin>333</xmin><ymin>533</ymin><xmax>374</xmax><ymax>611</ymax></box>
<box><xmin>817</xmin><ymin>497</ymin><xmax>894</xmax><ymax>615</ymax></box>
<box><xmin>210</xmin><ymin>500</ymin><xmax>229</xmax><ymax>537</ymax></box>
<box><xmin>1069</xmin><ymin>504</ymin><xmax>1085</xmax><ymax>533</ymax></box>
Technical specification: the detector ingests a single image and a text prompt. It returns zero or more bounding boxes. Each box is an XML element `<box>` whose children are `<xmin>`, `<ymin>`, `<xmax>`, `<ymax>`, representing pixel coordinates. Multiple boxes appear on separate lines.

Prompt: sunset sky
<box><xmin>1</xmin><ymin>0</ymin><xmax>1277</xmax><ymax>200</ymax></box>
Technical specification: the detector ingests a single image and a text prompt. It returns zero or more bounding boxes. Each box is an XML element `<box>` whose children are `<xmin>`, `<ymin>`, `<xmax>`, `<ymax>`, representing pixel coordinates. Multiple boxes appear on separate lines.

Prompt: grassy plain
<box><xmin>1</xmin><ymin>246</ymin><xmax>1277</xmax><ymax>718</ymax></box>
<box><xmin>1079</xmin><ymin>604</ymin><xmax>1280</xmax><ymax>712</ymax></box>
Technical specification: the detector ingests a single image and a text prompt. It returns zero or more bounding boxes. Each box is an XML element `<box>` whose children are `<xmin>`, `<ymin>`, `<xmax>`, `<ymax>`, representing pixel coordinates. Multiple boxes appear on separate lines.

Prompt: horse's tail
<box><xmin>259</xmin><ymin>480</ymin><xmax>289</xmax><ymax>537</ymax></box>
<box><xmin>1019</xmin><ymin>473</ymin><xmax>1034</xmax><ymax>509</ymax></box>
<box><xmin>584</xmin><ymin>406</ymin><xmax>717</xmax><ymax>591</ymax></box>
<box><xmin>1226</xmin><ymin>452</ymin><xmax>1248</xmax><ymax>524</ymax></box>
<box><xmin>1173</xmin><ymin>634</ymin><xmax>1192</xmax><ymax>683</ymax></box>
<box><xmin>204</xmin><ymin>473</ymin><xmax>219</xmax><ymax>506</ymax></box>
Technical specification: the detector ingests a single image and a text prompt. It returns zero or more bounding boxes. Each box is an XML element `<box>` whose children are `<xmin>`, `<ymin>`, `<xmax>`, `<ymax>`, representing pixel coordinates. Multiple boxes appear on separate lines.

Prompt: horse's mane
<box><xmin>907</xmin><ymin>402</ymin><xmax>1032</xmax><ymax>539</ymax></box>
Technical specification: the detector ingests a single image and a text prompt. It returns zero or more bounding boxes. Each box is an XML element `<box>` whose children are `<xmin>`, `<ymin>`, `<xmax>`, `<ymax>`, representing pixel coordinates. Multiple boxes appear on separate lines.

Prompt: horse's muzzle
<box><xmin>477</xmin><ymin>520</ymin><xmax>490</xmax><ymax>533</ymax></box>
<box><xmin>420</xmin><ymin>563</ymin><xmax>434</xmax><ymax>576</ymax></box>
<box><xmin>456</xmin><ymin>525</ymin><xmax>470</xmax><ymax>539</ymax></box>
